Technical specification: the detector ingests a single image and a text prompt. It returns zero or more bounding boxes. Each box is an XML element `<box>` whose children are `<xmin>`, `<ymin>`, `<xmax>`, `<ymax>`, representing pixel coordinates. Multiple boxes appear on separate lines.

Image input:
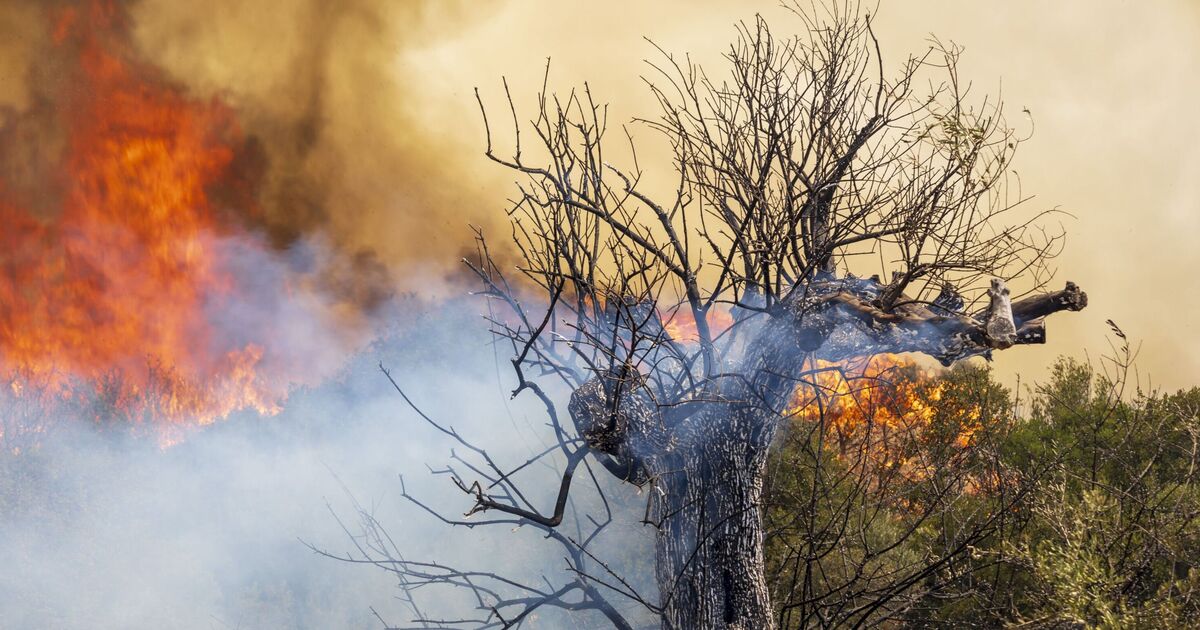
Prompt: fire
<box><xmin>660</xmin><ymin>308</ymin><xmax>734</xmax><ymax>343</ymax></box>
<box><xmin>785</xmin><ymin>354</ymin><xmax>983</xmax><ymax>478</ymax></box>
<box><xmin>0</xmin><ymin>1</ymin><xmax>292</xmax><ymax>445</ymax></box>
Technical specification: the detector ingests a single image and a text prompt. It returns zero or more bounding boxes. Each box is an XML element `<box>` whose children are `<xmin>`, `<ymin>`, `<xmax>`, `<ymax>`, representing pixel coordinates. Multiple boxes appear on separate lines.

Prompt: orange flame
<box><xmin>0</xmin><ymin>1</ymin><xmax>289</xmax><ymax>445</ymax></box>
<box><xmin>660</xmin><ymin>308</ymin><xmax>734</xmax><ymax>343</ymax></box>
<box><xmin>785</xmin><ymin>354</ymin><xmax>983</xmax><ymax>479</ymax></box>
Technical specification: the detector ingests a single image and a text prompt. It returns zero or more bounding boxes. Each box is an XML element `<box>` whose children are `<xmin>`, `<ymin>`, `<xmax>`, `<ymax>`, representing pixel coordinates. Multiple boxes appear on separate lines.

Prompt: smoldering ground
<box><xmin>0</xmin><ymin>297</ymin><xmax>657</xmax><ymax>629</ymax></box>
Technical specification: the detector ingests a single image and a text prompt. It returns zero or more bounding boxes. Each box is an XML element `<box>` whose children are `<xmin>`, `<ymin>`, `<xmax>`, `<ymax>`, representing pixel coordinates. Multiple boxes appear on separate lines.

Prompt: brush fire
<box><xmin>660</xmin><ymin>308</ymin><xmax>983</xmax><ymax>474</ymax></box>
<box><xmin>0</xmin><ymin>1</ymin><xmax>333</xmax><ymax>447</ymax></box>
<box><xmin>787</xmin><ymin>354</ymin><xmax>985</xmax><ymax>480</ymax></box>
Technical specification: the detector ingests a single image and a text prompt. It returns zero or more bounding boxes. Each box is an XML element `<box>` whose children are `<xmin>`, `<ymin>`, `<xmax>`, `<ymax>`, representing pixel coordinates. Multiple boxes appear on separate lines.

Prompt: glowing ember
<box><xmin>0</xmin><ymin>1</ymin><xmax>289</xmax><ymax>444</ymax></box>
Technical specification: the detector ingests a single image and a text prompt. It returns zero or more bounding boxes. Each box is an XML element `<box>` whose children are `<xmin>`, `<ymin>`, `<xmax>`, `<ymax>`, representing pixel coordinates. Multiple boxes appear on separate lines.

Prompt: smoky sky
<box><xmin>418</xmin><ymin>0</ymin><xmax>1200</xmax><ymax>391</ymax></box>
<box><xmin>2</xmin><ymin>0</ymin><xmax>1196</xmax><ymax>386</ymax></box>
<box><xmin>146</xmin><ymin>0</ymin><xmax>1200</xmax><ymax>390</ymax></box>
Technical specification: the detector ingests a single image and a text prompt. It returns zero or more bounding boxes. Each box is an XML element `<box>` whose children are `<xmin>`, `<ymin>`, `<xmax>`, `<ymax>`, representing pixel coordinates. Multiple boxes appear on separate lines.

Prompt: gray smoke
<box><xmin>0</xmin><ymin>296</ymin><xmax>656</xmax><ymax>629</ymax></box>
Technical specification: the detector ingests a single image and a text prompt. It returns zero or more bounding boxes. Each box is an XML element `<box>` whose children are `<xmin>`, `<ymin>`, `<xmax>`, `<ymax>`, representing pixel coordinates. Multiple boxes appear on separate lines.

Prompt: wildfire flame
<box><xmin>657</xmin><ymin>313</ymin><xmax>986</xmax><ymax>473</ymax></box>
<box><xmin>785</xmin><ymin>354</ymin><xmax>984</xmax><ymax>478</ymax></box>
<box><xmin>656</xmin><ymin>308</ymin><xmax>985</xmax><ymax>476</ymax></box>
<box><xmin>0</xmin><ymin>1</ymin><xmax>298</xmax><ymax>445</ymax></box>
<box><xmin>660</xmin><ymin>308</ymin><xmax>734</xmax><ymax>343</ymax></box>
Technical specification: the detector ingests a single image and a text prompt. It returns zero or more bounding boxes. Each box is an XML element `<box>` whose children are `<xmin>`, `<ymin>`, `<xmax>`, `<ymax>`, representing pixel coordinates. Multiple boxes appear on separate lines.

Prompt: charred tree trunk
<box><xmin>652</xmin><ymin>432</ymin><xmax>772</xmax><ymax>628</ymax></box>
<box><xmin>572</xmin><ymin>309</ymin><xmax>822</xmax><ymax>628</ymax></box>
<box><xmin>573</xmin><ymin>395</ymin><xmax>780</xmax><ymax>629</ymax></box>
<box><xmin>569</xmin><ymin>278</ymin><xmax>1086</xmax><ymax>629</ymax></box>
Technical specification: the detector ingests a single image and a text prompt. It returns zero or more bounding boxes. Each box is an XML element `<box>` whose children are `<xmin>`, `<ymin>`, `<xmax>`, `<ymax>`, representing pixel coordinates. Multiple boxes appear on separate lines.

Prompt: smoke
<box><xmin>0</xmin><ymin>0</ymin><xmax>517</xmax><ymax>429</ymax></box>
<box><xmin>0</xmin><ymin>0</ymin><xmax>512</xmax><ymax>299</ymax></box>
<box><xmin>0</xmin><ymin>298</ymin><xmax>656</xmax><ymax>629</ymax></box>
<box><xmin>0</xmin><ymin>6</ymin><xmax>660</xmax><ymax>623</ymax></box>
<box><xmin>127</xmin><ymin>0</ymin><xmax>513</xmax><ymax>280</ymax></box>
<box><xmin>5</xmin><ymin>0</ymin><xmax>1197</xmax><ymax>386</ymax></box>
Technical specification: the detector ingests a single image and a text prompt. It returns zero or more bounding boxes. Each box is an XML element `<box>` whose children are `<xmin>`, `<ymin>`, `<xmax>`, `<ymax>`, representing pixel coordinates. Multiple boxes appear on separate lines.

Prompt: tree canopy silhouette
<box><xmin>332</xmin><ymin>4</ymin><xmax>1088</xmax><ymax>628</ymax></box>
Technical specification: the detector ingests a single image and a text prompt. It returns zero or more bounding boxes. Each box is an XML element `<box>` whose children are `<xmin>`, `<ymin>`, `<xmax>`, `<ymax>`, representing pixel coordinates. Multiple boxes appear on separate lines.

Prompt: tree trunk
<box><xmin>567</xmin><ymin>279</ymin><xmax>1088</xmax><ymax>629</ymax></box>
<box><xmin>571</xmin><ymin>375</ymin><xmax>782</xmax><ymax>629</ymax></box>
<box><xmin>651</xmin><ymin>412</ymin><xmax>775</xmax><ymax>629</ymax></box>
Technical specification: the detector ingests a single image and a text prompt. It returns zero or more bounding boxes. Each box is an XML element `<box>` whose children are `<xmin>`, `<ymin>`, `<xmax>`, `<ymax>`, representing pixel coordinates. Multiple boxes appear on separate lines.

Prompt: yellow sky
<box><xmin>4</xmin><ymin>0</ymin><xmax>1197</xmax><ymax>392</ymax></box>
<box><xmin>395</xmin><ymin>0</ymin><xmax>1200</xmax><ymax>392</ymax></box>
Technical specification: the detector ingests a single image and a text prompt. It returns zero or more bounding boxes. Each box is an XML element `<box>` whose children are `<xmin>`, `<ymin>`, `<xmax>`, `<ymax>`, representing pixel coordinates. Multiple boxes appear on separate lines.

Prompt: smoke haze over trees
<box><xmin>1</xmin><ymin>1</ymin><xmax>1197</xmax><ymax>629</ymax></box>
<box><xmin>324</xmin><ymin>3</ymin><xmax>1101</xmax><ymax>628</ymax></box>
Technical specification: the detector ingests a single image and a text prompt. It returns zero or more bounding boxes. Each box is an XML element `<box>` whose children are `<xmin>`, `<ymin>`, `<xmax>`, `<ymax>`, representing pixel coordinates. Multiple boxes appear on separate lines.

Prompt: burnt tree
<box><xmin>334</xmin><ymin>4</ymin><xmax>1087</xmax><ymax>629</ymax></box>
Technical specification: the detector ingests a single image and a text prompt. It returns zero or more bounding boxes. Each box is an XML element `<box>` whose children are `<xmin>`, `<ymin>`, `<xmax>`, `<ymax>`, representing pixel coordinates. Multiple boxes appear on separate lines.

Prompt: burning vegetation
<box><xmin>788</xmin><ymin>354</ymin><xmax>985</xmax><ymax>481</ymax></box>
<box><xmin>0</xmin><ymin>1</ymin><xmax>351</xmax><ymax>447</ymax></box>
<box><xmin>661</xmin><ymin>315</ymin><xmax>988</xmax><ymax>483</ymax></box>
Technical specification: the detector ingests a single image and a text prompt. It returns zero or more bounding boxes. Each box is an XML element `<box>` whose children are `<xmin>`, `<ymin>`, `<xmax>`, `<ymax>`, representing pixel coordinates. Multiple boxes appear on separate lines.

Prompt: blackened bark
<box><xmin>651</xmin><ymin>429</ymin><xmax>774</xmax><ymax>629</ymax></box>
<box><xmin>571</xmin><ymin>373</ymin><xmax>781</xmax><ymax>628</ymax></box>
<box><xmin>568</xmin><ymin>278</ymin><xmax>1087</xmax><ymax>629</ymax></box>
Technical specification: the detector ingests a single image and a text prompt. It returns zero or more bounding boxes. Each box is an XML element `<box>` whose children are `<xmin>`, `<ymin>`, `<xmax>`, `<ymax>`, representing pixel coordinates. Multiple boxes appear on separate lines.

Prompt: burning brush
<box><xmin>0</xmin><ymin>1</ymin><xmax>362</xmax><ymax>447</ymax></box>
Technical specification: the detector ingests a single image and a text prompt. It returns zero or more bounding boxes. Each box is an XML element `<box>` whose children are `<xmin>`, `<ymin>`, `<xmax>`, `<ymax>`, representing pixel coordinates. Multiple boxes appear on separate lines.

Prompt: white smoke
<box><xmin>0</xmin><ymin>293</ymin><xmax>657</xmax><ymax>629</ymax></box>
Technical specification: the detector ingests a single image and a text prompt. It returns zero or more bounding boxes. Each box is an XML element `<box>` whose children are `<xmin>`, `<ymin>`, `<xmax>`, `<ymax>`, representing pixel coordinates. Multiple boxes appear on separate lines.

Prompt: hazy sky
<box><xmin>396</xmin><ymin>0</ymin><xmax>1200</xmax><ymax>391</ymax></box>
<box><xmin>4</xmin><ymin>0</ymin><xmax>1197</xmax><ymax>391</ymax></box>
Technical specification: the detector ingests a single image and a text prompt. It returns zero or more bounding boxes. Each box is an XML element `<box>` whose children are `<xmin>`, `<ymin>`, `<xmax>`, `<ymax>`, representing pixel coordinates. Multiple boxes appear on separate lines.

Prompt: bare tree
<box><xmin>332</xmin><ymin>3</ymin><xmax>1088</xmax><ymax>628</ymax></box>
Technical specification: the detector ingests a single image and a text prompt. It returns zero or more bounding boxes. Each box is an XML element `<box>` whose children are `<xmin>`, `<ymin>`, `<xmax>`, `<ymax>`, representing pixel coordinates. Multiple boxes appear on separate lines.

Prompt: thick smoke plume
<box><xmin>1</xmin><ymin>298</ymin><xmax>655</xmax><ymax>628</ymax></box>
<box><xmin>126</xmin><ymin>0</ymin><xmax>510</xmax><ymax>279</ymax></box>
<box><xmin>0</xmin><ymin>0</ymin><xmax>509</xmax><ymax>295</ymax></box>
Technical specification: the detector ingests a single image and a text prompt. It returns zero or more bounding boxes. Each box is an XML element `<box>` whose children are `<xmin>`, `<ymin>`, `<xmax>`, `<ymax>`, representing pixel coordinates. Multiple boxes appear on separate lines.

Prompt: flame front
<box><xmin>785</xmin><ymin>355</ymin><xmax>984</xmax><ymax>480</ymax></box>
<box><xmin>0</xmin><ymin>1</ymin><xmax>288</xmax><ymax>445</ymax></box>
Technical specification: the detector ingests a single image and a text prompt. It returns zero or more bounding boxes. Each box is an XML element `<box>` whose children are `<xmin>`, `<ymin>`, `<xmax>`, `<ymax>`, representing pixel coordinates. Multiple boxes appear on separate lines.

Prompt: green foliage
<box><xmin>1002</xmin><ymin>359</ymin><xmax>1200</xmax><ymax>628</ymax></box>
<box><xmin>763</xmin><ymin>356</ymin><xmax>1200</xmax><ymax>628</ymax></box>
